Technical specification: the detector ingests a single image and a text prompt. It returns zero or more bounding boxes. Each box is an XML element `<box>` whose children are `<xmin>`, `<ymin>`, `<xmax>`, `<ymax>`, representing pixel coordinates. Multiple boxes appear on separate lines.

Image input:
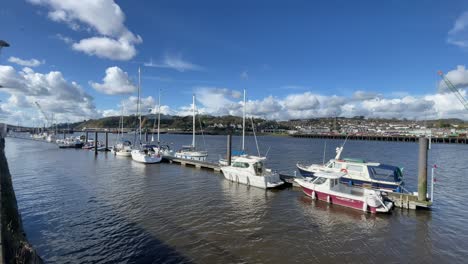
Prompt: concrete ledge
<box><xmin>0</xmin><ymin>137</ymin><xmax>43</xmax><ymax>263</ymax></box>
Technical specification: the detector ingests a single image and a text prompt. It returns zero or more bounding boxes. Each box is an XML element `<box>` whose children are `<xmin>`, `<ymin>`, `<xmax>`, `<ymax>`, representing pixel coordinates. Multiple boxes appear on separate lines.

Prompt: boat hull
<box><xmin>131</xmin><ymin>150</ymin><xmax>162</xmax><ymax>164</ymax></box>
<box><xmin>221</xmin><ymin>169</ymin><xmax>283</xmax><ymax>189</ymax></box>
<box><xmin>113</xmin><ymin>150</ymin><xmax>132</xmax><ymax>157</ymax></box>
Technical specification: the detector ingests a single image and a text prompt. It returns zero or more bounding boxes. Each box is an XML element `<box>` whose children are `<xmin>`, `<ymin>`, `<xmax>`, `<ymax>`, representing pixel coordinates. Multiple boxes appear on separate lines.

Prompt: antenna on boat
<box><xmin>322</xmin><ymin>141</ymin><xmax>327</xmax><ymax>165</ymax></box>
<box><xmin>250</xmin><ymin>116</ymin><xmax>261</xmax><ymax>157</ymax></box>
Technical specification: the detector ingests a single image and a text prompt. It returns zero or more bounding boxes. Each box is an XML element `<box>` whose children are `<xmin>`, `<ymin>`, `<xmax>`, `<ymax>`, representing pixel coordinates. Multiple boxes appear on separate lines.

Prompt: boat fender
<box><xmin>362</xmin><ymin>202</ymin><xmax>368</xmax><ymax>212</ymax></box>
<box><xmin>311</xmin><ymin>191</ymin><xmax>316</xmax><ymax>200</ymax></box>
<box><xmin>341</xmin><ymin>168</ymin><xmax>348</xmax><ymax>174</ymax></box>
<box><xmin>327</xmin><ymin>195</ymin><xmax>331</xmax><ymax>203</ymax></box>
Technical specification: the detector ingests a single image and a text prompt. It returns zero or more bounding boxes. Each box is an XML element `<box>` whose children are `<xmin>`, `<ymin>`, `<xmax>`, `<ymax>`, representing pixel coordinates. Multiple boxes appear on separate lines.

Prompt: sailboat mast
<box><xmin>138</xmin><ymin>67</ymin><xmax>141</xmax><ymax>142</ymax></box>
<box><xmin>192</xmin><ymin>94</ymin><xmax>196</xmax><ymax>148</ymax></box>
<box><xmin>157</xmin><ymin>88</ymin><xmax>161</xmax><ymax>143</ymax></box>
<box><xmin>242</xmin><ymin>88</ymin><xmax>246</xmax><ymax>151</ymax></box>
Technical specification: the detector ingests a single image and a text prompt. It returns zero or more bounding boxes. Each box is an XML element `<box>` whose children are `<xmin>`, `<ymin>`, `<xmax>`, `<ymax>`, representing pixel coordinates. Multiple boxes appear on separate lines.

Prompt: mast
<box><xmin>138</xmin><ymin>66</ymin><xmax>142</xmax><ymax>143</ymax></box>
<box><xmin>242</xmin><ymin>88</ymin><xmax>246</xmax><ymax>151</ymax></box>
<box><xmin>192</xmin><ymin>94</ymin><xmax>196</xmax><ymax>148</ymax></box>
<box><xmin>157</xmin><ymin>88</ymin><xmax>161</xmax><ymax>143</ymax></box>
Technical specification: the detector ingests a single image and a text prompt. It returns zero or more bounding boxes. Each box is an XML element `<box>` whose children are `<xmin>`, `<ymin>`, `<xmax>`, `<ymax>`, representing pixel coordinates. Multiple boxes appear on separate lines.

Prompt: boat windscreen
<box><xmin>367</xmin><ymin>165</ymin><xmax>402</xmax><ymax>182</ymax></box>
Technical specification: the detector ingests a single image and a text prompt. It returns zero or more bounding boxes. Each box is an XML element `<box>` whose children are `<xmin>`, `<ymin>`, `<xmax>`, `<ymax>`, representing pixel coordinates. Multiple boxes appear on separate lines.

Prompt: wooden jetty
<box><xmin>162</xmin><ymin>156</ymin><xmax>221</xmax><ymax>172</ymax></box>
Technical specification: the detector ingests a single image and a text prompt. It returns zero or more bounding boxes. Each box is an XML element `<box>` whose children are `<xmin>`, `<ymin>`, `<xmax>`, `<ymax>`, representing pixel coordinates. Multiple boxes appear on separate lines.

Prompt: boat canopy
<box><xmin>314</xmin><ymin>171</ymin><xmax>346</xmax><ymax>179</ymax></box>
<box><xmin>233</xmin><ymin>156</ymin><xmax>266</xmax><ymax>164</ymax></box>
<box><xmin>367</xmin><ymin>164</ymin><xmax>403</xmax><ymax>182</ymax></box>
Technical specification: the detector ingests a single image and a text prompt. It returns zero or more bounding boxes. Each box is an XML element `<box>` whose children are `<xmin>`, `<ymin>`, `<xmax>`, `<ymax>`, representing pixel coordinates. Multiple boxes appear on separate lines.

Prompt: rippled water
<box><xmin>4</xmin><ymin>134</ymin><xmax>468</xmax><ymax>263</ymax></box>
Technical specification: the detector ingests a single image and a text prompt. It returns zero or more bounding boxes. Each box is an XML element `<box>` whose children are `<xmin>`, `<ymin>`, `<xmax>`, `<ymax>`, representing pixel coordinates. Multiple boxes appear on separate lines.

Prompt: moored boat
<box><xmin>131</xmin><ymin>144</ymin><xmax>162</xmax><ymax>163</ymax></box>
<box><xmin>297</xmin><ymin>146</ymin><xmax>404</xmax><ymax>192</ymax></box>
<box><xmin>174</xmin><ymin>94</ymin><xmax>208</xmax><ymax>161</ymax></box>
<box><xmin>221</xmin><ymin>155</ymin><xmax>284</xmax><ymax>189</ymax></box>
<box><xmin>295</xmin><ymin>171</ymin><xmax>393</xmax><ymax>213</ymax></box>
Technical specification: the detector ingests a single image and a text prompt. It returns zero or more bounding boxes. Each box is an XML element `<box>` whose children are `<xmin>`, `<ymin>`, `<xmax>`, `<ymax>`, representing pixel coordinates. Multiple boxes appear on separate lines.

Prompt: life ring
<box><xmin>340</xmin><ymin>168</ymin><xmax>348</xmax><ymax>174</ymax></box>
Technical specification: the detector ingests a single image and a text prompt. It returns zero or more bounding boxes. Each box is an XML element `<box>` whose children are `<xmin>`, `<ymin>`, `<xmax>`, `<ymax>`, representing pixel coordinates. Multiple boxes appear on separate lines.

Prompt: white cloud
<box><xmin>90</xmin><ymin>66</ymin><xmax>136</xmax><ymax>95</ymax></box>
<box><xmin>0</xmin><ymin>64</ymin><xmax>98</xmax><ymax>125</ymax></box>
<box><xmin>438</xmin><ymin>65</ymin><xmax>468</xmax><ymax>91</ymax></box>
<box><xmin>8</xmin><ymin>56</ymin><xmax>44</xmax><ymax>67</ymax></box>
<box><xmin>55</xmin><ymin>33</ymin><xmax>73</xmax><ymax>44</ymax></box>
<box><xmin>448</xmin><ymin>11</ymin><xmax>468</xmax><ymax>48</ymax></box>
<box><xmin>29</xmin><ymin>0</ymin><xmax>142</xmax><ymax>60</ymax></box>
<box><xmin>144</xmin><ymin>53</ymin><xmax>204</xmax><ymax>72</ymax></box>
<box><xmin>352</xmin><ymin>90</ymin><xmax>379</xmax><ymax>101</ymax></box>
<box><xmin>72</xmin><ymin>36</ymin><xmax>141</xmax><ymax>61</ymax></box>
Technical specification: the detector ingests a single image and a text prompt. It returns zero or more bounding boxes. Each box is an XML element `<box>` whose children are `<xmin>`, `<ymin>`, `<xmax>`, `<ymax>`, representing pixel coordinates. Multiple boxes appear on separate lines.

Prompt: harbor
<box><xmin>1</xmin><ymin>132</ymin><xmax>467</xmax><ymax>263</ymax></box>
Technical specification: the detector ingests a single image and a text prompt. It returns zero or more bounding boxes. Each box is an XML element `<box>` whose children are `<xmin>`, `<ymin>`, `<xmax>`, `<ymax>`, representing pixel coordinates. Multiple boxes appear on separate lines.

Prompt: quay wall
<box><xmin>0</xmin><ymin>137</ymin><xmax>43</xmax><ymax>263</ymax></box>
<box><xmin>291</xmin><ymin>134</ymin><xmax>468</xmax><ymax>144</ymax></box>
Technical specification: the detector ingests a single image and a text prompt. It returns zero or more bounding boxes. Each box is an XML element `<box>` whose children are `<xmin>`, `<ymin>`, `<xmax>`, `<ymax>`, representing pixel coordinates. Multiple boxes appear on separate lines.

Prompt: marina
<box><xmin>1</xmin><ymin>133</ymin><xmax>467</xmax><ymax>263</ymax></box>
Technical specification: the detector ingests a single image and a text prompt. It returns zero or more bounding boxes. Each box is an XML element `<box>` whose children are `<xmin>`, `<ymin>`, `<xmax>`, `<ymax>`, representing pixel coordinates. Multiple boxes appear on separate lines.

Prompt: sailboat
<box><xmin>112</xmin><ymin>102</ymin><xmax>132</xmax><ymax>157</ymax></box>
<box><xmin>220</xmin><ymin>89</ymin><xmax>284</xmax><ymax>189</ymax></box>
<box><xmin>131</xmin><ymin>67</ymin><xmax>162</xmax><ymax>164</ymax></box>
<box><xmin>151</xmin><ymin>89</ymin><xmax>174</xmax><ymax>156</ymax></box>
<box><xmin>174</xmin><ymin>94</ymin><xmax>208</xmax><ymax>161</ymax></box>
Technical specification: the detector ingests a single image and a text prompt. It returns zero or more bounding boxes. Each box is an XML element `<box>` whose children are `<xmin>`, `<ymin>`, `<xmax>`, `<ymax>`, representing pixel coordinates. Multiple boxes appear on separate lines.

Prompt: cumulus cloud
<box><xmin>29</xmin><ymin>0</ymin><xmax>142</xmax><ymax>60</ymax></box>
<box><xmin>0</xmin><ymin>64</ymin><xmax>97</xmax><ymax>125</ymax></box>
<box><xmin>438</xmin><ymin>65</ymin><xmax>468</xmax><ymax>92</ymax></box>
<box><xmin>448</xmin><ymin>11</ymin><xmax>468</xmax><ymax>48</ymax></box>
<box><xmin>8</xmin><ymin>56</ymin><xmax>44</xmax><ymax>67</ymax></box>
<box><xmin>352</xmin><ymin>90</ymin><xmax>379</xmax><ymax>101</ymax></box>
<box><xmin>144</xmin><ymin>53</ymin><xmax>204</xmax><ymax>72</ymax></box>
<box><xmin>90</xmin><ymin>66</ymin><xmax>136</xmax><ymax>95</ymax></box>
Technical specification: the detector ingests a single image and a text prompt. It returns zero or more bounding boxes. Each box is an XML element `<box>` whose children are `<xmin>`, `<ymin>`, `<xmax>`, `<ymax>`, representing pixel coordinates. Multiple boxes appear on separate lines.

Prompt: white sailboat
<box><xmin>112</xmin><ymin>102</ymin><xmax>132</xmax><ymax>157</ymax></box>
<box><xmin>174</xmin><ymin>94</ymin><xmax>208</xmax><ymax>161</ymax></box>
<box><xmin>152</xmin><ymin>89</ymin><xmax>174</xmax><ymax>156</ymax></box>
<box><xmin>220</xmin><ymin>89</ymin><xmax>284</xmax><ymax>189</ymax></box>
<box><xmin>131</xmin><ymin>67</ymin><xmax>162</xmax><ymax>164</ymax></box>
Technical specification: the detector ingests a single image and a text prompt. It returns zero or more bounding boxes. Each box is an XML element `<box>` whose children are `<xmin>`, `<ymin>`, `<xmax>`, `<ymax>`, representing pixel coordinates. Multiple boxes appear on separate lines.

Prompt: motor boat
<box><xmin>57</xmin><ymin>137</ymin><xmax>83</xmax><ymax>148</ymax></box>
<box><xmin>221</xmin><ymin>155</ymin><xmax>284</xmax><ymax>189</ymax></box>
<box><xmin>297</xmin><ymin>146</ymin><xmax>404</xmax><ymax>192</ymax></box>
<box><xmin>295</xmin><ymin>171</ymin><xmax>393</xmax><ymax>213</ymax></box>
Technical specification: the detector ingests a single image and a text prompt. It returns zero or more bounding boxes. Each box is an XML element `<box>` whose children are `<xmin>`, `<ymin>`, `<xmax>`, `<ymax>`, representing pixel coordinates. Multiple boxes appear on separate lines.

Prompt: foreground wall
<box><xmin>0</xmin><ymin>137</ymin><xmax>43</xmax><ymax>264</ymax></box>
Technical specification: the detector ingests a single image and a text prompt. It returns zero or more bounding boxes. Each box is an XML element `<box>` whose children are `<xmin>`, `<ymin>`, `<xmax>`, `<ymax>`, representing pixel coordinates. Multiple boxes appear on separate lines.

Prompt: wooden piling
<box><xmin>105</xmin><ymin>132</ymin><xmax>108</xmax><ymax>151</ymax></box>
<box><xmin>94</xmin><ymin>132</ymin><xmax>98</xmax><ymax>155</ymax></box>
<box><xmin>227</xmin><ymin>134</ymin><xmax>232</xmax><ymax>166</ymax></box>
<box><xmin>63</xmin><ymin>130</ymin><xmax>66</xmax><ymax>139</ymax></box>
<box><xmin>85</xmin><ymin>131</ymin><xmax>89</xmax><ymax>143</ymax></box>
<box><xmin>145</xmin><ymin>132</ymin><xmax>148</xmax><ymax>143</ymax></box>
<box><xmin>418</xmin><ymin>137</ymin><xmax>429</xmax><ymax>201</ymax></box>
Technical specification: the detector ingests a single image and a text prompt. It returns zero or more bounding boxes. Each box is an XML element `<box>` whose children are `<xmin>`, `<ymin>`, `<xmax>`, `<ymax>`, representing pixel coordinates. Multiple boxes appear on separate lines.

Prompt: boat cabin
<box><xmin>324</xmin><ymin>158</ymin><xmax>403</xmax><ymax>183</ymax></box>
<box><xmin>230</xmin><ymin>156</ymin><xmax>267</xmax><ymax>176</ymax></box>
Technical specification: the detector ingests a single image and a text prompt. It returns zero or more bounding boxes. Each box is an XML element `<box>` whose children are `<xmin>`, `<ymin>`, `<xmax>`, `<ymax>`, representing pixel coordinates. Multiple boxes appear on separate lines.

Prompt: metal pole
<box><xmin>430</xmin><ymin>167</ymin><xmax>435</xmax><ymax>203</ymax></box>
<box><xmin>105</xmin><ymin>131</ymin><xmax>108</xmax><ymax>151</ymax></box>
<box><xmin>417</xmin><ymin>137</ymin><xmax>429</xmax><ymax>201</ymax></box>
<box><xmin>145</xmin><ymin>132</ymin><xmax>148</xmax><ymax>143</ymax></box>
<box><xmin>227</xmin><ymin>134</ymin><xmax>232</xmax><ymax>166</ymax></box>
<box><xmin>85</xmin><ymin>131</ymin><xmax>88</xmax><ymax>143</ymax></box>
<box><xmin>94</xmin><ymin>132</ymin><xmax>98</xmax><ymax>155</ymax></box>
<box><xmin>63</xmin><ymin>130</ymin><xmax>66</xmax><ymax>139</ymax></box>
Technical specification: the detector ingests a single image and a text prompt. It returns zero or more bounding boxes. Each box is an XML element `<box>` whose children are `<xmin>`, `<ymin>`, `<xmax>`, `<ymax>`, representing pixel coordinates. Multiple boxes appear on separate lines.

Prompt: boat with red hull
<box><xmin>295</xmin><ymin>171</ymin><xmax>393</xmax><ymax>214</ymax></box>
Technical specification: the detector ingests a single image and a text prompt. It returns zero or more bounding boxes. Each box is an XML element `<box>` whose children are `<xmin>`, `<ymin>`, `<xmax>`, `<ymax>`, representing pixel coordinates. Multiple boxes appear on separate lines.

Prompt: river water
<box><xmin>4</xmin><ymin>134</ymin><xmax>468</xmax><ymax>263</ymax></box>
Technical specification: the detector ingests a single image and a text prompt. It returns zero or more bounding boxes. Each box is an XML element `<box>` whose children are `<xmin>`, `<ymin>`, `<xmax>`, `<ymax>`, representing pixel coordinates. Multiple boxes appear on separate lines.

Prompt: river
<box><xmin>4</xmin><ymin>134</ymin><xmax>468</xmax><ymax>263</ymax></box>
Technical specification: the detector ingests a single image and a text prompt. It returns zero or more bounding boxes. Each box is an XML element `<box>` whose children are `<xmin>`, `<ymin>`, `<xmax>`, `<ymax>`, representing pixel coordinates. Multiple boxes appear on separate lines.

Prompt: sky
<box><xmin>1</xmin><ymin>0</ymin><xmax>468</xmax><ymax>126</ymax></box>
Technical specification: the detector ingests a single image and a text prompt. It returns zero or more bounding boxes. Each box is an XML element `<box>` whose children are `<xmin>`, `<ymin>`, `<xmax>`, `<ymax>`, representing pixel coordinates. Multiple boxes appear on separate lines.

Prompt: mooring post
<box><xmin>85</xmin><ymin>131</ymin><xmax>89</xmax><ymax>143</ymax></box>
<box><xmin>145</xmin><ymin>131</ymin><xmax>148</xmax><ymax>143</ymax></box>
<box><xmin>418</xmin><ymin>137</ymin><xmax>429</xmax><ymax>201</ymax></box>
<box><xmin>94</xmin><ymin>131</ymin><xmax>98</xmax><ymax>155</ymax></box>
<box><xmin>105</xmin><ymin>131</ymin><xmax>108</xmax><ymax>151</ymax></box>
<box><xmin>63</xmin><ymin>130</ymin><xmax>66</xmax><ymax>139</ymax></box>
<box><xmin>227</xmin><ymin>134</ymin><xmax>232</xmax><ymax>166</ymax></box>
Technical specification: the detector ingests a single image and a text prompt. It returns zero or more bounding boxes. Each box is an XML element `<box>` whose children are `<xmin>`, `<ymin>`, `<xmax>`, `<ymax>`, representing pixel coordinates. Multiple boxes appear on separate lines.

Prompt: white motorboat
<box><xmin>174</xmin><ymin>94</ymin><xmax>208</xmax><ymax>161</ymax></box>
<box><xmin>221</xmin><ymin>155</ymin><xmax>283</xmax><ymax>189</ymax></box>
<box><xmin>131</xmin><ymin>67</ymin><xmax>162</xmax><ymax>164</ymax></box>
<box><xmin>297</xmin><ymin>145</ymin><xmax>404</xmax><ymax>192</ymax></box>
<box><xmin>294</xmin><ymin>171</ymin><xmax>393</xmax><ymax>213</ymax></box>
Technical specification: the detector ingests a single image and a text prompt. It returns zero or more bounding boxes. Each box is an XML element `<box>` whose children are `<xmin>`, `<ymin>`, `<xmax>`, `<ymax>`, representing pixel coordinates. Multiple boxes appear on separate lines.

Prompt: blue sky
<box><xmin>1</xmin><ymin>0</ymin><xmax>468</xmax><ymax>125</ymax></box>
